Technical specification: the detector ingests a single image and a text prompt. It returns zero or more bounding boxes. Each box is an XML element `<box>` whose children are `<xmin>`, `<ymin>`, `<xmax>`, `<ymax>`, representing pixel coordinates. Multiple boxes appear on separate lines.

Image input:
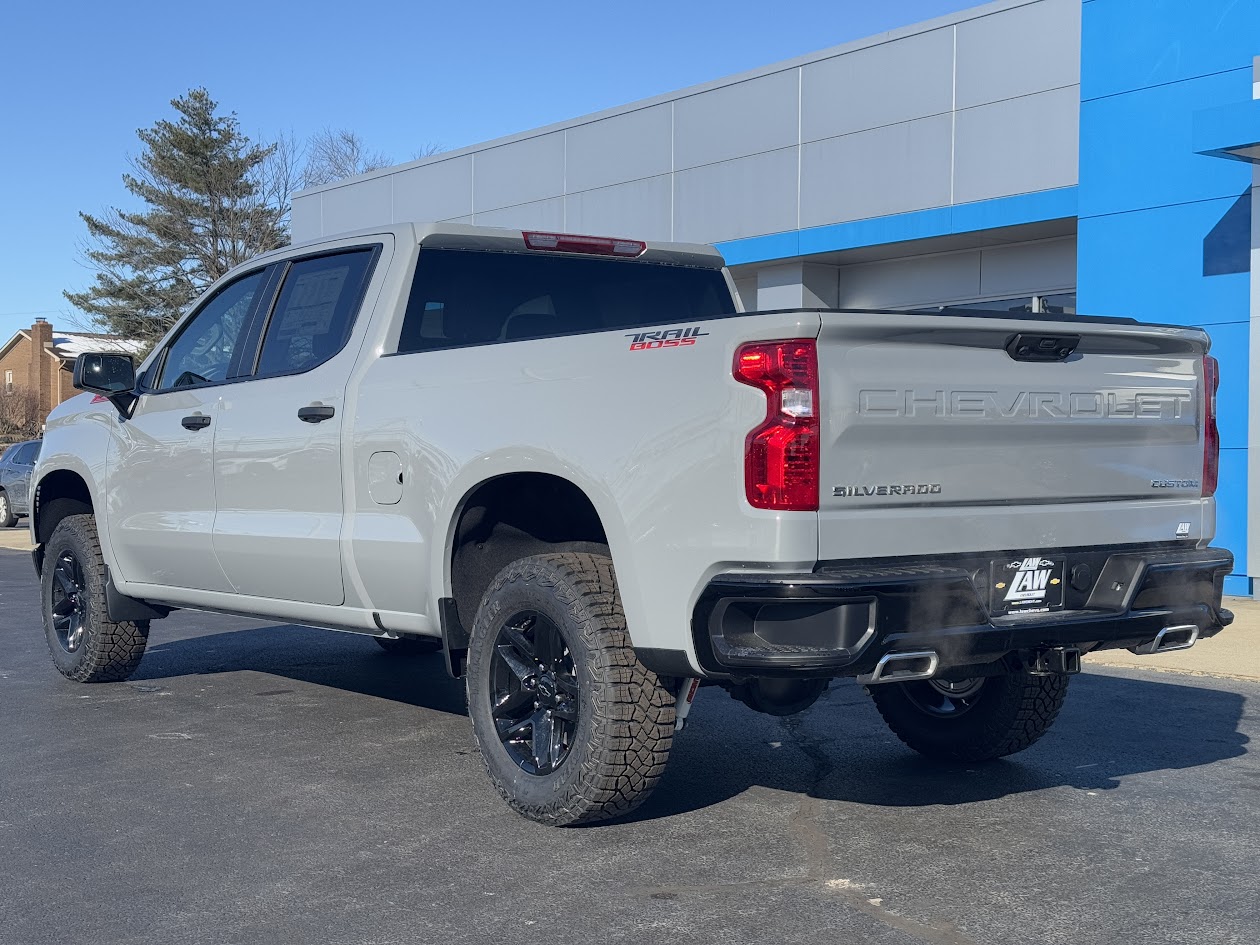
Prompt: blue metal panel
<box><xmin>1194</xmin><ymin>99</ymin><xmax>1260</xmax><ymax>164</ymax></box>
<box><xmin>1081</xmin><ymin>0</ymin><xmax>1260</xmax><ymax>101</ymax></box>
<box><xmin>1208</xmin><ymin>321</ymin><xmax>1250</xmax><ymax>452</ymax></box>
<box><xmin>1076</xmin><ymin>197</ymin><xmax>1250</xmax><ymax>324</ymax></box>
<box><xmin>717</xmin><ymin>187</ymin><xmax>1078</xmax><ymax>266</ymax></box>
<box><xmin>1215</xmin><ymin>447</ymin><xmax>1248</xmax><ymax>576</ymax></box>
<box><xmin>1080</xmin><ymin>1</ymin><xmax>1258</xmax><ymax>594</ymax></box>
<box><xmin>1079</xmin><ymin>70</ymin><xmax>1253</xmax><ymax>218</ymax></box>
<box><xmin>1223</xmin><ymin>574</ymin><xmax>1251</xmax><ymax>597</ymax></box>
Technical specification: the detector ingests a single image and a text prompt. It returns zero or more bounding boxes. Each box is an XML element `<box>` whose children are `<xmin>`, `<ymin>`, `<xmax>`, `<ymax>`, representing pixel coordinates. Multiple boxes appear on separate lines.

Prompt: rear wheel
<box><xmin>466</xmin><ymin>552</ymin><xmax>675</xmax><ymax>826</ymax></box>
<box><xmin>868</xmin><ymin>667</ymin><xmax>1069</xmax><ymax>762</ymax></box>
<box><xmin>42</xmin><ymin>514</ymin><xmax>149</xmax><ymax>683</ymax></box>
<box><xmin>374</xmin><ymin>635</ymin><xmax>442</xmax><ymax>655</ymax></box>
<box><xmin>0</xmin><ymin>491</ymin><xmax>16</xmax><ymax>528</ymax></box>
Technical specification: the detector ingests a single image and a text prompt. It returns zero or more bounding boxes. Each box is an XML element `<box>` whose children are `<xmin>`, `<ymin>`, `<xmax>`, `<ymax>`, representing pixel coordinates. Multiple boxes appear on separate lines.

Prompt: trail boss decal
<box><xmin>626</xmin><ymin>326</ymin><xmax>709</xmax><ymax>351</ymax></box>
<box><xmin>991</xmin><ymin>556</ymin><xmax>1066</xmax><ymax>614</ymax></box>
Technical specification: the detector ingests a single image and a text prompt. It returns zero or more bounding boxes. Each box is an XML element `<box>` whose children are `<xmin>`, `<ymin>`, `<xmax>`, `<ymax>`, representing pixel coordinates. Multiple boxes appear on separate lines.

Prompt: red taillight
<box><xmin>522</xmin><ymin>231</ymin><xmax>646</xmax><ymax>257</ymax></box>
<box><xmin>1203</xmin><ymin>354</ymin><xmax>1219</xmax><ymax>497</ymax></box>
<box><xmin>734</xmin><ymin>340</ymin><xmax>819</xmax><ymax>511</ymax></box>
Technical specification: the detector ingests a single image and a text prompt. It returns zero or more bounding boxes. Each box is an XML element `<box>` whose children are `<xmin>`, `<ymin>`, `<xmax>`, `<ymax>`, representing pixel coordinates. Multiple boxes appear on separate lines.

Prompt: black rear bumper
<box><xmin>691</xmin><ymin>544</ymin><xmax>1235</xmax><ymax>678</ymax></box>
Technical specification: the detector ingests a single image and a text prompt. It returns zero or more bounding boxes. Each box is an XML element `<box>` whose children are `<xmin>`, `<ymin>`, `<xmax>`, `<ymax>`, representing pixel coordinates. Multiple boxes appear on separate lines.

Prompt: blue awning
<box><xmin>1194</xmin><ymin>99</ymin><xmax>1260</xmax><ymax>164</ymax></box>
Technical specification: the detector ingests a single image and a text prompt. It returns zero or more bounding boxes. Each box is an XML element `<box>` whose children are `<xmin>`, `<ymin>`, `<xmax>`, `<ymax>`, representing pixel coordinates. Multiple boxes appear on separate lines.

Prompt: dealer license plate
<box><xmin>989</xmin><ymin>555</ymin><xmax>1066</xmax><ymax>615</ymax></box>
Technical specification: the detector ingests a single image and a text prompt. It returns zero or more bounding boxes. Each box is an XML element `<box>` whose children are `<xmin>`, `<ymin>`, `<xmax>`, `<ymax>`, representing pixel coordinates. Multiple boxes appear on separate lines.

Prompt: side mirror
<box><xmin>73</xmin><ymin>353</ymin><xmax>138</xmax><ymax>415</ymax></box>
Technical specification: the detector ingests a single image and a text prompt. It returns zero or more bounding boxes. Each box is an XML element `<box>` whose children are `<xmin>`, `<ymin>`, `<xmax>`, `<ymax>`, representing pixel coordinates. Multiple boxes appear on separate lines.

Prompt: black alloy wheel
<box><xmin>41</xmin><ymin>512</ymin><xmax>149</xmax><ymax>683</ymax></box>
<box><xmin>50</xmin><ymin>549</ymin><xmax>89</xmax><ymax>653</ymax></box>
<box><xmin>465</xmin><ymin>552</ymin><xmax>676</xmax><ymax>825</ymax></box>
<box><xmin>901</xmin><ymin>676</ymin><xmax>986</xmax><ymax>718</ymax></box>
<box><xmin>868</xmin><ymin>665</ymin><xmax>1070</xmax><ymax>762</ymax></box>
<box><xmin>489</xmin><ymin>610</ymin><xmax>580</xmax><ymax>775</ymax></box>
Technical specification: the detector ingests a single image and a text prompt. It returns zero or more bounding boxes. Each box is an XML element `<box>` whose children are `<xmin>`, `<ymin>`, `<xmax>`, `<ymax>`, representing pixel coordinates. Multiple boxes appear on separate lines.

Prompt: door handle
<box><xmin>298</xmin><ymin>404</ymin><xmax>336</xmax><ymax>423</ymax></box>
<box><xmin>181</xmin><ymin>414</ymin><xmax>212</xmax><ymax>430</ymax></box>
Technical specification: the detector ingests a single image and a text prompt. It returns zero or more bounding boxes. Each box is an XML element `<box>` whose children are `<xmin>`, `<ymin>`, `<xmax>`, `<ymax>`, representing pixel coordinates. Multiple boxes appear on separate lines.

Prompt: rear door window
<box><xmin>397</xmin><ymin>249</ymin><xmax>736</xmax><ymax>353</ymax></box>
<box><xmin>254</xmin><ymin>249</ymin><xmax>377</xmax><ymax>377</ymax></box>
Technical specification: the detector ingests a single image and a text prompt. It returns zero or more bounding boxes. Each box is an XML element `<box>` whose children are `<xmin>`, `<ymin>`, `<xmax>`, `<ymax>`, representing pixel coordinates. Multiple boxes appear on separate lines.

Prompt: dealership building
<box><xmin>292</xmin><ymin>0</ymin><xmax>1260</xmax><ymax>596</ymax></box>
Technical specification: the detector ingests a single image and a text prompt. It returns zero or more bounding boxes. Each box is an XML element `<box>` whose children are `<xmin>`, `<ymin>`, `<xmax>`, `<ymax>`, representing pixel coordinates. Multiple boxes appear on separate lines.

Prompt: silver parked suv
<box><xmin>0</xmin><ymin>438</ymin><xmax>39</xmax><ymax>527</ymax></box>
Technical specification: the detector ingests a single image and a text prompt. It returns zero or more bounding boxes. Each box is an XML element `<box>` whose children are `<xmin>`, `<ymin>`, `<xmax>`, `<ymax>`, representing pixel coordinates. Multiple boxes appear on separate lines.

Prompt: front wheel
<box><xmin>0</xmin><ymin>491</ymin><xmax>16</xmax><ymax>528</ymax></box>
<box><xmin>868</xmin><ymin>668</ymin><xmax>1069</xmax><ymax>762</ymax></box>
<box><xmin>42</xmin><ymin>514</ymin><xmax>149</xmax><ymax>683</ymax></box>
<box><xmin>466</xmin><ymin>552</ymin><xmax>676</xmax><ymax>826</ymax></box>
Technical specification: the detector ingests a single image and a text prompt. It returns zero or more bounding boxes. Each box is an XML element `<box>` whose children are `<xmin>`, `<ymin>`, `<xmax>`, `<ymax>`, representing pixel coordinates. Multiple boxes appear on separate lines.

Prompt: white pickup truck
<box><xmin>33</xmin><ymin>223</ymin><xmax>1234</xmax><ymax>825</ymax></box>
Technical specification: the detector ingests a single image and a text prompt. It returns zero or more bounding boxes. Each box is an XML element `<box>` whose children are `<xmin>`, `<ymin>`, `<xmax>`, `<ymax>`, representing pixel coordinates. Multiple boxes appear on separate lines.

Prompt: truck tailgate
<box><xmin>815</xmin><ymin>312</ymin><xmax>1211</xmax><ymax>559</ymax></box>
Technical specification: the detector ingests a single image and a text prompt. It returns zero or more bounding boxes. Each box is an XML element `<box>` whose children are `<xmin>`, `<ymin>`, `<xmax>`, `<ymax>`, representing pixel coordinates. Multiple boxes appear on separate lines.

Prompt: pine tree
<box><xmin>65</xmin><ymin>89</ymin><xmax>291</xmax><ymax>341</ymax></box>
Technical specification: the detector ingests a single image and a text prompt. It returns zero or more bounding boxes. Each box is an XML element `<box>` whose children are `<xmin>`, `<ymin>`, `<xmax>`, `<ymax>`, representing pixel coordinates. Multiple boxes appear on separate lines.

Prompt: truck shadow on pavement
<box><xmin>633</xmin><ymin>671</ymin><xmax>1251</xmax><ymax>821</ymax></box>
<box><xmin>131</xmin><ymin>622</ymin><xmax>469</xmax><ymax>716</ymax></box>
<box><xmin>129</xmin><ymin>622</ymin><xmax>1250</xmax><ymax>821</ymax></box>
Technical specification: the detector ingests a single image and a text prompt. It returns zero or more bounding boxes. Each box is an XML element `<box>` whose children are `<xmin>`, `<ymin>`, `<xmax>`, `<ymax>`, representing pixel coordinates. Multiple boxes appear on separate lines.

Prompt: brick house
<box><xmin>0</xmin><ymin>318</ymin><xmax>143</xmax><ymax>431</ymax></box>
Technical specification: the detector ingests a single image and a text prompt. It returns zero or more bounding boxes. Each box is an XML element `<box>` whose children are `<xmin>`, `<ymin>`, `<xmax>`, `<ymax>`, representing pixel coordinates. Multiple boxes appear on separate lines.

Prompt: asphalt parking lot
<box><xmin>1</xmin><ymin>547</ymin><xmax>1257</xmax><ymax>945</ymax></box>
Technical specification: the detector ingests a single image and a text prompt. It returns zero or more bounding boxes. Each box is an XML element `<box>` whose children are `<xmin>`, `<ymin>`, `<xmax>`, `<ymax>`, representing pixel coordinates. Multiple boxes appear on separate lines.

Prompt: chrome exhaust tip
<box><xmin>1131</xmin><ymin>624</ymin><xmax>1199</xmax><ymax>656</ymax></box>
<box><xmin>858</xmin><ymin>650</ymin><xmax>939</xmax><ymax>685</ymax></box>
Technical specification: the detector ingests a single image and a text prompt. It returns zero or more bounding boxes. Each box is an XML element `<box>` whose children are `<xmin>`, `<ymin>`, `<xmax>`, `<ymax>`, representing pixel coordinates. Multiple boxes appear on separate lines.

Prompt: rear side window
<box><xmin>397</xmin><ymin>249</ymin><xmax>736</xmax><ymax>353</ymax></box>
<box><xmin>255</xmin><ymin>250</ymin><xmax>376</xmax><ymax>377</ymax></box>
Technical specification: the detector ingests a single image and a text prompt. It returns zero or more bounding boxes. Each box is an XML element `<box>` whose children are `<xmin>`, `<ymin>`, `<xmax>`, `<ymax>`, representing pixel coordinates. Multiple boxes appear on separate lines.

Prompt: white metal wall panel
<box><xmin>979</xmin><ymin>236</ymin><xmax>1076</xmax><ymax>295</ymax></box>
<box><xmin>391</xmin><ymin>157</ymin><xmax>473</xmax><ymax>223</ymax></box>
<box><xmin>834</xmin><ymin>237</ymin><xmax>1078</xmax><ymax>309</ymax></box>
<box><xmin>290</xmin><ymin>195</ymin><xmax>322</xmax><ymax>241</ymax></box>
<box><xmin>472</xmin><ymin>133</ymin><xmax>566</xmax><ymax>213</ymax></box>
<box><xmin>953</xmin><ymin>86</ymin><xmax>1080</xmax><ymax>204</ymax></box>
<box><xmin>672</xmin><ymin>70</ymin><xmax>799</xmax><ymax>170</ymax></box>
<box><xmin>799</xmin><ymin>114</ymin><xmax>953</xmax><ymax>227</ymax></box>
<box><xmin>320</xmin><ymin>176</ymin><xmax>391</xmax><ymax>238</ymax></box>
<box><xmin>565</xmin><ymin>105</ymin><xmax>673</xmax><ymax>193</ymax></box>
<box><xmin>291</xmin><ymin>0</ymin><xmax>1082</xmax><ymax>247</ymax></box>
<box><xmin>954</xmin><ymin>0</ymin><xmax>1081</xmax><ymax>109</ymax></box>
<box><xmin>837</xmin><ymin>251</ymin><xmax>982</xmax><ymax>309</ymax></box>
<box><xmin>474</xmin><ymin>198</ymin><xmax>565</xmax><ymax>230</ymax></box>
<box><xmin>563</xmin><ymin>176</ymin><xmax>672</xmax><ymax>242</ymax></box>
<box><xmin>673</xmin><ymin>147</ymin><xmax>798</xmax><ymax>243</ymax></box>
<box><xmin>800</xmin><ymin>26</ymin><xmax>954</xmax><ymax>142</ymax></box>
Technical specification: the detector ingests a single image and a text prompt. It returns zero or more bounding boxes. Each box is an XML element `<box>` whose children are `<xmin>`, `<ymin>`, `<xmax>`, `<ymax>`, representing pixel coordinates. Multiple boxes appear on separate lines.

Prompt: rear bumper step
<box><xmin>692</xmin><ymin>545</ymin><xmax>1233</xmax><ymax>678</ymax></box>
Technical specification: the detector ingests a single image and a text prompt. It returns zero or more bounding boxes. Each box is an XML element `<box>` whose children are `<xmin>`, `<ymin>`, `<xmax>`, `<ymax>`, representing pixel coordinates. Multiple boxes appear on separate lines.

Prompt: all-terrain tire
<box><xmin>0</xmin><ymin>490</ymin><xmax>17</xmax><ymax>528</ymax></box>
<box><xmin>42</xmin><ymin>514</ymin><xmax>149</xmax><ymax>683</ymax></box>
<box><xmin>869</xmin><ymin>668</ymin><xmax>1069</xmax><ymax>762</ymax></box>
<box><xmin>466</xmin><ymin>552</ymin><xmax>676</xmax><ymax>826</ymax></box>
<box><xmin>374</xmin><ymin>635</ymin><xmax>442</xmax><ymax>655</ymax></box>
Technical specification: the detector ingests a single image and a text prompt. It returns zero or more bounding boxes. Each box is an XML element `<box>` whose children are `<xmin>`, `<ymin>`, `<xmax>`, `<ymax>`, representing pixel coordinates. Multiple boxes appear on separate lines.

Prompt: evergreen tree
<box><xmin>66</xmin><ymin>89</ymin><xmax>290</xmax><ymax>341</ymax></box>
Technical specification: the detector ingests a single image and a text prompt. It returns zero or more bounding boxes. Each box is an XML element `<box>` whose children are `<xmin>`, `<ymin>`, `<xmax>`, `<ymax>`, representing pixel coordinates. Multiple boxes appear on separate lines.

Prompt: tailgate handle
<box><xmin>1005</xmin><ymin>333</ymin><xmax>1079</xmax><ymax>362</ymax></box>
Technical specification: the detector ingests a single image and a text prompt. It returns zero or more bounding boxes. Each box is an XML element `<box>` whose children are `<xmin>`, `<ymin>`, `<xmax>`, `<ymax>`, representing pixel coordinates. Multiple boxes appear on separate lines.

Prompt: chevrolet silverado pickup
<box><xmin>32</xmin><ymin>223</ymin><xmax>1234</xmax><ymax>825</ymax></box>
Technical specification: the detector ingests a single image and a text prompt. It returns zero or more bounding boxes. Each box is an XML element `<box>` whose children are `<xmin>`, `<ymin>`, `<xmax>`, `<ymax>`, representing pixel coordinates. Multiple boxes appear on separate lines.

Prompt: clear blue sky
<box><xmin>0</xmin><ymin>0</ymin><xmax>980</xmax><ymax>342</ymax></box>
